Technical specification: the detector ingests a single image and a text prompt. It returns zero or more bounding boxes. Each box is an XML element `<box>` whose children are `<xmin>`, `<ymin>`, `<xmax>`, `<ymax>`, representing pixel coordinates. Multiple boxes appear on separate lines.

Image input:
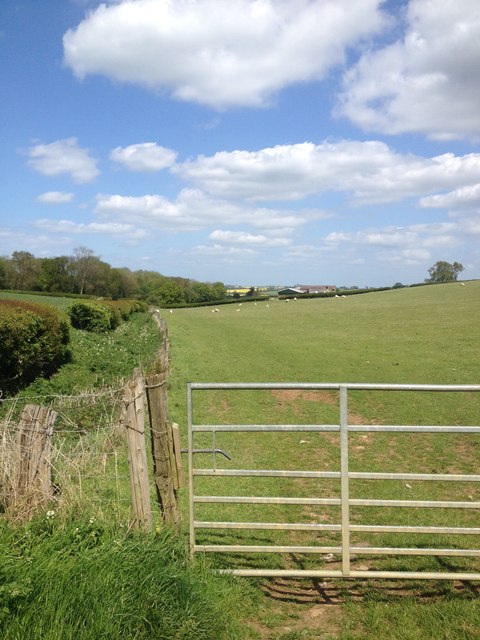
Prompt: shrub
<box><xmin>0</xmin><ymin>300</ymin><xmax>71</xmax><ymax>396</ymax></box>
<box><xmin>67</xmin><ymin>302</ymin><xmax>112</xmax><ymax>333</ymax></box>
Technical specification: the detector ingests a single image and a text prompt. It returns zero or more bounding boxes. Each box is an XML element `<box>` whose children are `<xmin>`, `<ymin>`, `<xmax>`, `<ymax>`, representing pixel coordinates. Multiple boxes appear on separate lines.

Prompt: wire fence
<box><xmin>0</xmin><ymin>386</ymin><xmax>135</xmax><ymax>522</ymax></box>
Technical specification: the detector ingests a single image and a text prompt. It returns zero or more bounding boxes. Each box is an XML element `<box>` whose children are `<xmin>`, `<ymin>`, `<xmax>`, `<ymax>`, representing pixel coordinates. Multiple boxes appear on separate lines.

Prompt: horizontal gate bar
<box><xmin>196</xmin><ymin>544</ymin><xmax>480</xmax><ymax>557</ymax></box>
<box><xmin>194</xmin><ymin>469</ymin><xmax>340</xmax><ymax>478</ymax></box>
<box><xmin>190</xmin><ymin>382</ymin><xmax>480</xmax><ymax>391</ymax></box>
<box><xmin>195</xmin><ymin>544</ymin><xmax>341</xmax><ymax>554</ymax></box>
<box><xmin>194</xmin><ymin>468</ymin><xmax>480</xmax><ymax>482</ymax></box>
<box><xmin>192</xmin><ymin>424</ymin><xmax>339</xmax><ymax>432</ymax></box>
<box><xmin>218</xmin><ymin>569</ymin><xmax>480</xmax><ymax>580</ymax></box>
<box><xmin>348</xmin><ymin>425</ymin><xmax>480</xmax><ymax>433</ymax></box>
<box><xmin>194</xmin><ymin>521</ymin><xmax>480</xmax><ymax>535</ymax></box>
<box><xmin>193</xmin><ymin>423</ymin><xmax>480</xmax><ymax>433</ymax></box>
<box><xmin>195</xmin><ymin>521</ymin><xmax>342</xmax><ymax>531</ymax></box>
<box><xmin>193</xmin><ymin>495</ymin><xmax>480</xmax><ymax>508</ymax></box>
<box><xmin>193</xmin><ymin>496</ymin><xmax>341</xmax><ymax>505</ymax></box>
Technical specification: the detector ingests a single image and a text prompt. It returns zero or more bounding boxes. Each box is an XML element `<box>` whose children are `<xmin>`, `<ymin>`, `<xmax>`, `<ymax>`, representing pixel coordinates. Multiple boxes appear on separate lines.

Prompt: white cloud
<box><xmin>323</xmin><ymin>221</ymin><xmax>463</xmax><ymax>265</ymax></box>
<box><xmin>94</xmin><ymin>188</ymin><xmax>320</xmax><ymax>232</ymax></box>
<box><xmin>209</xmin><ymin>229</ymin><xmax>290</xmax><ymax>247</ymax></box>
<box><xmin>63</xmin><ymin>0</ymin><xmax>386</xmax><ymax>109</ymax></box>
<box><xmin>421</xmin><ymin>184</ymin><xmax>480</xmax><ymax>209</ymax></box>
<box><xmin>27</xmin><ymin>138</ymin><xmax>99</xmax><ymax>183</ymax></box>
<box><xmin>35</xmin><ymin>218</ymin><xmax>147</xmax><ymax>239</ymax></box>
<box><xmin>337</xmin><ymin>0</ymin><xmax>480</xmax><ymax>140</ymax></box>
<box><xmin>37</xmin><ymin>191</ymin><xmax>75</xmax><ymax>204</ymax></box>
<box><xmin>191</xmin><ymin>244</ymin><xmax>255</xmax><ymax>257</ymax></box>
<box><xmin>110</xmin><ymin>142</ymin><xmax>177</xmax><ymax>171</ymax></box>
<box><xmin>175</xmin><ymin>142</ymin><xmax>480</xmax><ymax>204</ymax></box>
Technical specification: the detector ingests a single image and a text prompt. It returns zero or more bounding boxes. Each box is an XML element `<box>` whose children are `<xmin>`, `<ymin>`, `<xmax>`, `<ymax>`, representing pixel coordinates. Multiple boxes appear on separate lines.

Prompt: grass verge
<box><xmin>0</xmin><ymin>515</ymin><xmax>255</xmax><ymax>640</ymax></box>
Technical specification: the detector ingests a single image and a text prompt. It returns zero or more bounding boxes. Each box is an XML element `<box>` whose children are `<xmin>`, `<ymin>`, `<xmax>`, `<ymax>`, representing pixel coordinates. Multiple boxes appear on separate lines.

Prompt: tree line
<box><xmin>0</xmin><ymin>247</ymin><xmax>226</xmax><ymax>306</ymax></box>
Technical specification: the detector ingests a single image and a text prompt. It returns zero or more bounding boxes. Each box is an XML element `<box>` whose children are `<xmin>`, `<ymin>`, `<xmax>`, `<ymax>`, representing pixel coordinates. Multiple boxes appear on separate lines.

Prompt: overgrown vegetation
<box><xmin>0</xmin><ymin>517</ymin><xmax>254</xmax><ymax>640</ymax></box>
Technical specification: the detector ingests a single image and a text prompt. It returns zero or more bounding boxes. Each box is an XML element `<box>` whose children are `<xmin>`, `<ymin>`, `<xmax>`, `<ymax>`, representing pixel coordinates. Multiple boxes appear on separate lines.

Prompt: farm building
<box><xmin>278</xmin><ymin>285</ymin><xmax>337</xmax><ymax>295</ymax></box>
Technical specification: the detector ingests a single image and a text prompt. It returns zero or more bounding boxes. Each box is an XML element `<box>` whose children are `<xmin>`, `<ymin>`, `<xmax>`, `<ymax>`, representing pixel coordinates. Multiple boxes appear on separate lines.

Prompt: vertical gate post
<box><xmin>339</xmin><ymin>385</ymin><xmax>351</xmax><ymax>576</ymax></box>
<box><xmin>124</xmin><ymin>372</ymin><xmax>152</xmax><ymax>531</ymax></box>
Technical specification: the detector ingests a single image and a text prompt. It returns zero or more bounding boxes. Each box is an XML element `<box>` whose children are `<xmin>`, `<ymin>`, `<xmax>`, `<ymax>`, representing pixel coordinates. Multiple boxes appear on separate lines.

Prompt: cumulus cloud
<box><xmin>209</xmin><ymin>229</ymin><xmax>290</xmax><ymax>247</ymax></box>
<box><xmin>37</xmin><ymin>191</ymin><xmax>75</xmax><ymax>204</ymax></box>
<box><xmin>337</xmin><ymin>0</ymin><xmax>480</xmax><ymax>140</ymax></box>
<box><xmin>110</xmin><ymin>142</ymin><xmax>177</xmax><ymax>171</ymax></box>
<box><xmin>94</xmin><ymin>188</ymin><xmax>322</xmax><ymax>232</ymax></box>
<box><xmin>63</xmin><ymin>0</ymin><xmax>385</xmax><ymax>109</ymax></box>
<box><xmin>27</xmin><ymin>138</ymin><xmax>99</xmax><ymax>183</ymax></box>
<box><xmin>35</xmin><ymin>218</ymin><xmax>147</xmax><ymax>239</ymax></box>
<box><xmin>191</xmin><ymin>244</ymin><xmax>255</xmax><ymax>256</ymax></box>
<box><xmin>174</xmin><ymin>142</ymin><xmax>480</xmax><ymax>204</ymax></box>
<box><xmin>420</xmin><ymin>184</ymin><xmax>480</xmax><ymax>209</ymax></box>
<box><xmin>323</xmin><ymin>221</ymin><xmax>463</xmax><ymax>265</ymax></box>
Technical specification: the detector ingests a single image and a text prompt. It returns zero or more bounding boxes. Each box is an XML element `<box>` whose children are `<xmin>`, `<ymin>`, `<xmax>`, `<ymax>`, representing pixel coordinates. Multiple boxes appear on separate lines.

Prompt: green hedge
<box><xmin>67</xmin><ymin>302</ymin><xmax>113</xmax><ymax>333</ymax></box>
<box><xmin>67</xmin><ymin>299</ymin><xmax>148</xmax><ymax>333</ymax></box>
<box><xmin>0</xmin><ymin>300</ymin><xmax>71</xmax><ymax>396</ymax></box>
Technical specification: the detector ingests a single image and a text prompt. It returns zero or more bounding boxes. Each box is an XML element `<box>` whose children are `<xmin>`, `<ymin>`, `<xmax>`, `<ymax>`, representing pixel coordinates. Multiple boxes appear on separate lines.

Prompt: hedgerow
<box><xmin>0</xmin><ymin>300</ymin><xmax>71</xmax><ymax>396</ymax></box>
<box><xmin>67</xmin><ymin>299</ymin><xmax>148</xmax><ymax>333</ymax></box>
<box><xmin>67</xmin><ymin>301</ymin><xmax>113</xmax><ymax>333</ymax></box>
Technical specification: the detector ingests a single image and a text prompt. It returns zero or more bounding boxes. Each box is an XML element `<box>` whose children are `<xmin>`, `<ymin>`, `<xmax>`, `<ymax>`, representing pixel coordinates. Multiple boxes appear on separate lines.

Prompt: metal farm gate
<box><xmin>187</xmin><ymin>382</ymin><xmax>480</xmax><ymax>581</ymax></box>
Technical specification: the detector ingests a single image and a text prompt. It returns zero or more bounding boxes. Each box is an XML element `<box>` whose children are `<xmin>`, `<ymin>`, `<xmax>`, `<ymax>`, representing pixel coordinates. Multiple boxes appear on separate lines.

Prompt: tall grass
<box><xmin>0</xmin><ymin>516</ymin><xmax>254</xmax><ymax>640</ymax></box>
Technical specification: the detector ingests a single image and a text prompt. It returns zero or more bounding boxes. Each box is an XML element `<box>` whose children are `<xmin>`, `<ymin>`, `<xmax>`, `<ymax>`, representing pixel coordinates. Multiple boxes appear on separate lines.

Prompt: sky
<box><xmin>1</xmin><ymin>0</ymin><xmax>480</xmax><ymax>287</ymax></box>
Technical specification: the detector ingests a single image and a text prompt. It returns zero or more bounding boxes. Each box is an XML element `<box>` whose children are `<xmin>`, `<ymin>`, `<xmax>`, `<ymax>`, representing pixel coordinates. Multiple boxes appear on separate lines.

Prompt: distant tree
<box><xmin>426</xmin><ymin>261</ymin><xmax>464</xmax><ymax>283</ymax></box>
<box><xmin>39</xmin><ymin>256</ymin><xmax>74</xmax><ymax>292</ymax></box>
<box><xmin>72</xmin><ymin>246</ymin><xmax>96</xmax><ymax>294</ymax></box>
<box><xmin>246</xmin><ymin>286</ymin><xmax>255</xmax><ymax>297</ymax></box>
<box><xmin>0</xmin><ymin>256</ymin><xmax>8</xmax><ymax>289</ymax></box>
<box><xmin>211</xmin><ymin>282</ymin><xmax>226</xmax><ymax>300</ymax></box>
<box><xmin>393</xmin><ymin>282</ymin><xmax>404</xmax><ymax>289</ymax></box>
<box><xmin>108</xmin><ymin>268</ymin><xmax>138</xmax><ymax>299</ymax></box>
<box><xmin>6</xmin><ymin>251</ymin><xmax>41</xmax><ymax>290</ymax></box>
<box><xmin>157</xmin><ymin>280</ymin><xmax>186</xmax><ymax>306</ymax></box>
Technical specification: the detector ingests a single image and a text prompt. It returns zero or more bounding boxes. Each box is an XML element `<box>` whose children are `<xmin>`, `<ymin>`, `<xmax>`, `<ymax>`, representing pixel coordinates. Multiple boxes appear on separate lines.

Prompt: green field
<box><xmin>1</xmin><ymin>284</ymin><xmax>479</xmax><ymax>639</ymax></box>
<box><xmin>164</xmin><ymin>282</ymin><xmax>480</xmax><ymax>639</ymax></box>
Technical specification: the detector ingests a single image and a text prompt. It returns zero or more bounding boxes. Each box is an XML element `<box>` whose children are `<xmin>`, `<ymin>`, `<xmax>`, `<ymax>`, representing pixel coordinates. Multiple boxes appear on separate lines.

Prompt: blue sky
<box><xmin>1</xmin><ymin>0</ymin><xmax>479</xmax><ymax>287</ymax></box>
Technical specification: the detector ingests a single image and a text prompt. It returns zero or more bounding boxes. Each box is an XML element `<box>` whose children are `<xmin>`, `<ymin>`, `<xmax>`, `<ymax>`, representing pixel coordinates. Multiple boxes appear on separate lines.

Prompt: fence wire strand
<box><xmin>0</xmin><ymin>386</ymin><xmax>140</xmax><ymax>522</ymax></box>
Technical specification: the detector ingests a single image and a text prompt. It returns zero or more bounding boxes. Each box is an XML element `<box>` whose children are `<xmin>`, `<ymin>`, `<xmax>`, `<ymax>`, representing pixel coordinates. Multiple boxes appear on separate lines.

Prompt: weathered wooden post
<box><xmin>124</xmin><ymin>371</ymin><xmax>152</xmax><ymax>531</ymax></box>
<box><xmin>146</xmin><ymin>320</ymin><xmax>182</xmax><ymax>526</ymax></box>
<box><xmin>12</xmin><ymin>404</ymin><xmax>57</xmax><ymax>508</ymax></box>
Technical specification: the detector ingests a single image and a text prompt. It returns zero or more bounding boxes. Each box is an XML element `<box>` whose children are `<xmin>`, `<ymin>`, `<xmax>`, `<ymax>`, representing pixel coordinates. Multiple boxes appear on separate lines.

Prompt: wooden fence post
<box><xmin>146</xmin><ymin>320</ymin><xmax>182</xmax><ymax>526</ymax></box>
<box><xmin>12</xmin><ymin>404</ymin><xmax>57</xmax><ymax>508</ymax></box>
<box><xmin>124</xmin><ymin>372</ymin><xmax>152</xmax><ymax>531</ymax></box>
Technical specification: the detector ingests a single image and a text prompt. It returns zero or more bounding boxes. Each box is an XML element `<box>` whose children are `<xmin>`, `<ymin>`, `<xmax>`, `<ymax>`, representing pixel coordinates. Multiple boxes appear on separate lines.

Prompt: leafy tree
<box><xmin>157</xmin><ymin>280</ymin><xmax>186</xmax><ymax>306</ymax></box>
<box><xmin>39</xmin><ymin>256</ymin><xmax>74</xmax><ymax>292</ymax></box>
<box><xmin>109</xmin><ymin>268</ymin><xmax>138</xmax><ymax>299</ymax></box>
<box><xmin>5</xmin><ymin>251</ymin><xmax>41</xmax><ymax>290</ymax></box>
<box><xmin>426</xmin><ymin>261</ymin><xmax>464</xmax><ymax>283</ymax></box>
<box><xmin>72</xmin><ymin>246</ymin><xmax>96</xmax><ymax>294</ymax></box>
<box><xmin>0</xmin><ymin>256</ymin><xmax>8</xmax><ymax>289</ymax></box>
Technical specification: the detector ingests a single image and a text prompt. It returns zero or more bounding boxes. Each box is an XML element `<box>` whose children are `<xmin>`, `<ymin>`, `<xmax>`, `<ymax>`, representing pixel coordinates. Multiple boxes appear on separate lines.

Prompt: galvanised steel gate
<box><xmin>187</xmin><ymin>382</ymin><xmax>480</xmax><ymax>580</ymax></box>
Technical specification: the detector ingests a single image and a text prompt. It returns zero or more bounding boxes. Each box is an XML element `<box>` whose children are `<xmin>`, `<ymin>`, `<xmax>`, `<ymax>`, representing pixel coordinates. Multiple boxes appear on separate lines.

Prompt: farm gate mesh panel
<box><xmin>187</xmin><ymin>382</ymin><xmax>480</xmax><ymax>580</ymax></box>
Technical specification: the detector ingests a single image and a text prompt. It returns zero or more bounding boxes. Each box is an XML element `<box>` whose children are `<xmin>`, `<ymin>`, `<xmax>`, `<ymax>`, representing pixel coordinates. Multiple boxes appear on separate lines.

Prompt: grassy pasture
<box><xmin>165</xmin><ymin>282</ymin><xmax>480</xmax><ymax>639</ymax></box>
